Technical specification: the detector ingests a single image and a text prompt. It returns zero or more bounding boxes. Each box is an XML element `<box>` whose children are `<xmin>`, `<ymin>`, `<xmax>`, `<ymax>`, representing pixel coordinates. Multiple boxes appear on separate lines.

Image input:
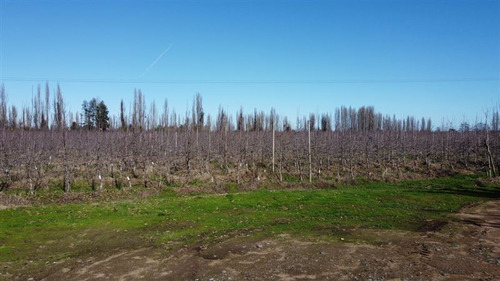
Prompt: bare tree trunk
<box><xmin>237</xmin><ymin>162</ymin><xmax>241</xmax><ymax>185</ymax></box>
<box><xmin>62</xmin><ymin>131</ymin><xmax>71</xmax><ymax>193</ymax></box>
<box><xmin>28</xmin><ymin>170</ymin><xmax>34</xmax><ymax>195</ymax></box>
<box><xmin>278</xmin><ymin>135</ymin><xmax>283</xmax><ymax>182</ymax></box>
<box><xmin>142</xmin><ymin>161</ymin><xmax>148</xmax><ymax>187</ymax></box>
<box><xmin>295</xmin><ymin>133</ymin><xmax>303</xmax><ymax>182</ymax></box>
<box><xmin>116</xmin><ymin>165</ymin><xmax>123</xmax><ymax>189</ymax></box>
<box><xmin>164</xmin><ymin>161</ymin><xmax>170</xmax><ymax>184</ymax></box>
<box><xmin>64</xmin><ymin>167</ymin><xmax>71</xmax><ymax>193</ymax></box>
<box><xmin>485</xmin><ymin>129</ymin><xmax>497</xmax><ymax>177</ymax></box>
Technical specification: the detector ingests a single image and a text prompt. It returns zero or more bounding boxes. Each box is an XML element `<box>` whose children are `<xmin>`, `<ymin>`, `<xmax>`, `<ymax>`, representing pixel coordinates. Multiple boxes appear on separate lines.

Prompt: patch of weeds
<box><xmin>188</xmin><ymin>179</ymin><xmax>205</xmax><ymax>187</ymax></box>
<box><xmin>164</xmin><ymin>181</ymin><xmax>182</xmax><ymax>189</ymax></box>
<box><xmin>226</xmin><ymin>182</ymin><xmax>238</xmax><ymax>193</ymax></box>
<box><xmin>282</xmin><ymin>173</ymin><xmax>300</xmax><ymax>183</ymax></box>
<box><xmin>69</xmin><ymin>180</ymin><xmax>93</xmax><ymax>192</ymax></box>
<box><xmin>225</xmin><ymin>193</ymin><xmax>235</xmax><ymax>202</ymax></box>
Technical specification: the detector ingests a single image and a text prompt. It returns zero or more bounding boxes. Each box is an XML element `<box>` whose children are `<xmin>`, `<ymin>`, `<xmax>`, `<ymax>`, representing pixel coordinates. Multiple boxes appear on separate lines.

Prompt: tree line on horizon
<box><xmin>0</xmin><ymin>82</ymin><xmax>498</xmax><ymax>195</ymax></box>
<box><xmin>1</xmin><ymin>82</ymin><xmax>499</xmax><ymax>133</ymax></box>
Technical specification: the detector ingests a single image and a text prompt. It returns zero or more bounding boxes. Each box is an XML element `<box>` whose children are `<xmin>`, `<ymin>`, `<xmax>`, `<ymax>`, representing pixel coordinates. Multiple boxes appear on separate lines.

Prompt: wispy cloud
<box><xmin>139</xmin><ymin>43</ymin><xmax>174</xmax><ymax>78</ymax></box>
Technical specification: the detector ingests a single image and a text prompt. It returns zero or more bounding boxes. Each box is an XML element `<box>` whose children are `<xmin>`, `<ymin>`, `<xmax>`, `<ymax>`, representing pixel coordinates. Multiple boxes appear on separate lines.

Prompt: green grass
<box><xmin>0</xmin><ymin>175</ymin><xmax>499</xmax><ymax>272</ymax></box>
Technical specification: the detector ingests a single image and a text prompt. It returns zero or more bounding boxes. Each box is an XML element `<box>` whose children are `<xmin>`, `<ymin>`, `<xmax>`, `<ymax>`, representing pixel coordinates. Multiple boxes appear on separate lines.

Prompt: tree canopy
<box><xmin>81</xmin><ymin>98</ymin><xmax>109</xmax><ymax>130</ymax></box>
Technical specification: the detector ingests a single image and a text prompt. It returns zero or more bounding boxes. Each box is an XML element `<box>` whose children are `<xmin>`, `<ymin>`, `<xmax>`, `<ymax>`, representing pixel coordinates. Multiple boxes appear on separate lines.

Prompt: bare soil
<box><xmin>9</xmin><ymin>200</ymin><xmax>500</xmax><ymax>281</ymax></box>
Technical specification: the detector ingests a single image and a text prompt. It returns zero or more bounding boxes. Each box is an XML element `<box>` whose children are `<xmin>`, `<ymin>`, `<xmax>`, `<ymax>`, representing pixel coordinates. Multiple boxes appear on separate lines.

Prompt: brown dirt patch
<box><xmin>417</xmin><ymin>219</ymin><xmax>449</xmax><ymax>232</ymax></box>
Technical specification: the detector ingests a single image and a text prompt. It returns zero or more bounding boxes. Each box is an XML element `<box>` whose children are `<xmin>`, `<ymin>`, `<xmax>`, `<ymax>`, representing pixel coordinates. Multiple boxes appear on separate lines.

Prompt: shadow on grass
<box><xmin>419</xmin><ymin>185</ymin><xmax>500</xmax><ymax>199</ymax></box>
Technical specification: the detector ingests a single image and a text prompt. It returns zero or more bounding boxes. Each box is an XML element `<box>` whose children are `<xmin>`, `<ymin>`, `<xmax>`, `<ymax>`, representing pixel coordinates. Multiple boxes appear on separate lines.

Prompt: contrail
<box><xmin>140</xmin><ymin>43</ymin><xmax>174</xmax><ymax>78</ymax></box>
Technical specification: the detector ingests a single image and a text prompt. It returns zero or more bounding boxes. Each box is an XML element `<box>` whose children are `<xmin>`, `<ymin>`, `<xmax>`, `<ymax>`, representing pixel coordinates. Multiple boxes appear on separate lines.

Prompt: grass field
<box><xmin>1</xmin><ymin>175</ymin><xmax>499</xmax><ymax>277</ymax></box>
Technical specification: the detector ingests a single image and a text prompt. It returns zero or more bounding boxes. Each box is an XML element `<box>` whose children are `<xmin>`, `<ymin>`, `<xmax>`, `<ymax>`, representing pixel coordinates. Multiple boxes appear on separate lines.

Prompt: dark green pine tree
<box><xmin>96</xmin><ymin>101</ymin><xmax>109</xmax><ymax>130</ymax></box>
<box><xmin>82</xmin><ymin>98</ymin><xmax>109</xmax><ymax>130</ymax></box>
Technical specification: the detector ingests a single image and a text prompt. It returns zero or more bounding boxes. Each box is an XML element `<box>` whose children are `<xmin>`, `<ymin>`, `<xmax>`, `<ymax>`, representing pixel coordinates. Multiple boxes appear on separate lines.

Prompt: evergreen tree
<box><xmin>96</xmin><ymin>101</ymin><xmax>109</xmax><ymax>130</ymax></box>
<box><xmin>81</xmin><ymin>98</ymin><xmax>109</xmax><ymax>130</ymax></box>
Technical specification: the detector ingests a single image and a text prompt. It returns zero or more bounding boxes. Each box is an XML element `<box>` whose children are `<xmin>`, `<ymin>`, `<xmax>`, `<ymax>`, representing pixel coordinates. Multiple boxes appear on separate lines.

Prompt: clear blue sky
<box><xmin>0</xmin><ymin>0</ymin><xmax>499</xmax><ymax>127</ymax></box>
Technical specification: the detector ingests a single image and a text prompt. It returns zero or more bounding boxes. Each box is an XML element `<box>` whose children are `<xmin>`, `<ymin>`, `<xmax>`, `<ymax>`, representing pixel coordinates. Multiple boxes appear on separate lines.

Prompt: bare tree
<box><xmin>484</xmin><ymin>112</ymin><xmax>497</xmax><ymax>177</ymax></box>
<box><xmin>149</xmin><ymin>100</ymin><xmax>158</xmax><ymax>130</ymax></box>
<box><xmin>8</xmin><ymin>105</ymin><xmax>18</xmax><ymax>129</ymax></box>
<box><xmin>162</xmin><ymin>99</ymin><xmax>169</xmax><ymax>130</ymax></box>
<box><xmin>43</xmin><ymin>82</ymin><xmax>50</xmax><ymax>130</ymax></box>
<box><xmin>132</xmin><ymin>89</ymin><xmax>146</xmax><ymax>130</ymax></box>
<box><xmin>33</xmin><ymin>85</ymin><xmax>42</xmax><ymax>129</ymax></box>
<box><xmin>22</xmin><ymin>105</ymin><xmax>32</xmax><ymax>130</ymax></box>
<box><xmin>53</xmin><ymin>84</ymin><xmax>66</xmax><ymax>130</ymax></box>
<box><xmin>194</xmin><ymin>93</ymin><xmax>204</xmax><ymax>155</ymax></box>
<box><xmin>321</xmin><ymin>114</ymin><xmax>332</xmax><ymax>131</ymax></box>
<box><xmin>0</xmin><ymin>84</ymin><xmax>7</xmax><ymax>129</ymax></box>
<box><xmin>120</xmin><ymin>99</ymin><xmax>127</xmax><ymax>130</ymax></box>
<box><xmin>62</xmin><ymin>131</ymin><xmax>71</xmax><ymax>192</ymax></box>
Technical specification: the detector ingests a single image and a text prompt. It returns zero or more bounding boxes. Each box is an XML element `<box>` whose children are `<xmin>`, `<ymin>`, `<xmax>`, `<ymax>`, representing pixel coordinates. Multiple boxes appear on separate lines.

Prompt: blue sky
<box><xmin>0</xmin><ymin>0</ymin><xmax>499</xmax><ymax>127</ymax></box>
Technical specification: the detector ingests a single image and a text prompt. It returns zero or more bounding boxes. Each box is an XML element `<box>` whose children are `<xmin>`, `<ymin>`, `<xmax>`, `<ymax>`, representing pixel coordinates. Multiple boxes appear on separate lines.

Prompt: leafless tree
<box><xmin>0</xmin><ymin>84</ymin><xmax>7</xmax><ymax>129</ymax></box>
<box><xmin>8</xmin><ymin>105</ymin><xmax>18</xmax><ymax>129</ymax></box>
<box><xmin>53</xmin><ymin>84</ymin><xmax>66</xmax><ymax>130</ymax></box>
<box><xmin>33</xmin><ymin>85</ymin><xmax>42</xmax><ymax>129</ymax></box>
<box><xmin>120</xmin><ymin>99</ymin><xmax>127</xmax><ymax>130</ymax></box>
<box><xmin>43</xmin><ymin>82</ymin><xmax>50</xmax><ymax>130</ymax></box>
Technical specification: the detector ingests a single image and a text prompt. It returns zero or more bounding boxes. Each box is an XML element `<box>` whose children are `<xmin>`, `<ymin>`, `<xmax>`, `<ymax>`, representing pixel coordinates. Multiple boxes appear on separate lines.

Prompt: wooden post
<box><xmin>272</xmin><ymin>120</ymin><xmax>275</xmax><ymax>173</ymax></box>
<box><xmin>308</xmin><ymin>120</ymin><xmax>312</xmax><ymax>182</ymax></box>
